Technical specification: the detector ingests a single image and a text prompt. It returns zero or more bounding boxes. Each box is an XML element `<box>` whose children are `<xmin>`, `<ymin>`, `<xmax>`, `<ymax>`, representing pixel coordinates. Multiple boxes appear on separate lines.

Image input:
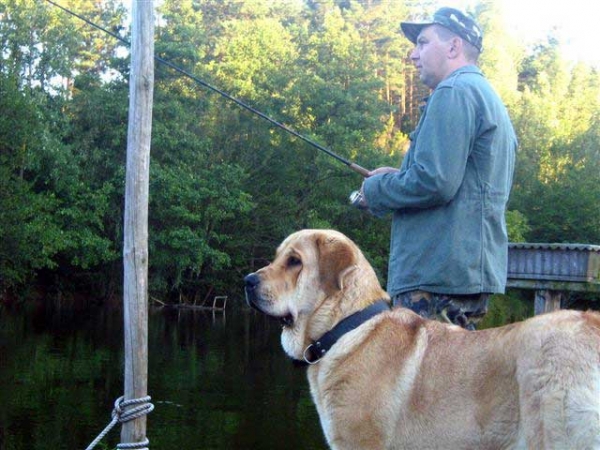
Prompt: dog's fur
<box><xmin>244</xmin><ymin>229</ymin><xmax>600</xmax><ymax>450</ymax></box>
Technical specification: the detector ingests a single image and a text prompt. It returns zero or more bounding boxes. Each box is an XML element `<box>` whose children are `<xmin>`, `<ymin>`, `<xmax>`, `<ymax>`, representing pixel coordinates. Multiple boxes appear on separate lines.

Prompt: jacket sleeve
<box><xmin>363</xmin><ymin>86</ymin><xmax>477</xmax><ymax>216</ymax></box>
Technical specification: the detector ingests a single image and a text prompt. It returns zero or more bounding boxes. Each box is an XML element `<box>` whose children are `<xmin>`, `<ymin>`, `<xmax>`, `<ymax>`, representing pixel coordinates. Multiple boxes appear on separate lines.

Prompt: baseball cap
<box><xmin>400</xmin><ymin>7</ymin><xmax>483</xmax><ymax>52</ymax></box>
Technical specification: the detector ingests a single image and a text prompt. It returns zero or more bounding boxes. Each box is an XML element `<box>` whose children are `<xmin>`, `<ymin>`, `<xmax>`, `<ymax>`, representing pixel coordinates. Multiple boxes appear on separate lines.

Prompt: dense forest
<box><xmin>1</xmin><ymin>0</ymin><xmax>599</xmax><ymax>318</ymax></box>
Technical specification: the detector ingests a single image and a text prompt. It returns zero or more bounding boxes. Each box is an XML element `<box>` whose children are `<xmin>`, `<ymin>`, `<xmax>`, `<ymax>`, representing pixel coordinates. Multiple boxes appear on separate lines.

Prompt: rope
<box><xmin>85</xmin><ymin>396</ymin><xmax>154</xmax><ymax>450</ymax></box>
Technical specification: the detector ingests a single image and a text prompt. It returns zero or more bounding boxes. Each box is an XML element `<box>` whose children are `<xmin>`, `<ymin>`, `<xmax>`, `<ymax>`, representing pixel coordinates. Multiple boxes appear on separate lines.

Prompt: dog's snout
<box><xmin>244</xmin><ymin>273</ymin><xmax>260</xmax><ymax>289</ymax></box>
<box><xmin>244</xmin><ymin>273</ymin><xmax>262</xmax><ymax>310</ymax></box>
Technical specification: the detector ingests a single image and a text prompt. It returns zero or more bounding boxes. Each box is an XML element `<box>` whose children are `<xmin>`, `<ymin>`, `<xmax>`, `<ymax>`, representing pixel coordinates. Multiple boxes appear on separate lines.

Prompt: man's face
<box><xmin>410</xmin><ymin>25</ymin><xmax>452</xmax><ymax>89</ymax></box>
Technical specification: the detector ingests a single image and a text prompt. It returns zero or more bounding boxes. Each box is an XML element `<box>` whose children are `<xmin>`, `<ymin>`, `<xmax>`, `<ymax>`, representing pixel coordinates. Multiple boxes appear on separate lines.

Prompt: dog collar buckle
<box><xmin>303</xmin><ymin>344</ymin><xmax>323</xmax><ymax>365</ymax></box>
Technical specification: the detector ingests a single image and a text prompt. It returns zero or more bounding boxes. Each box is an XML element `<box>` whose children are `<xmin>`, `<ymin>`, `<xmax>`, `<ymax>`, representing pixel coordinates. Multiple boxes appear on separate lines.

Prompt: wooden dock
<box><xmin>507</xmin><ymin>243</ymin><xmax>600</xmax><ymax>314</ymax></box>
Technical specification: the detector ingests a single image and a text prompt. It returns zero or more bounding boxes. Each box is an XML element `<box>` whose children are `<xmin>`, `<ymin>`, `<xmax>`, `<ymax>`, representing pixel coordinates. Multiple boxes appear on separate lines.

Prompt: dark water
<box><xmin>0</xmin><ymin>300</ymin><xmax>327</xmax><ymax>450</ymax></box>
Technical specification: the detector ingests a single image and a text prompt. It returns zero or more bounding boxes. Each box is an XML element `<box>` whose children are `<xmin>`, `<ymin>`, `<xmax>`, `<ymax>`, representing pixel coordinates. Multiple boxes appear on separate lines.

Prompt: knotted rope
<box><xmin>85</xmin><ymin>396</ymin><xmax>154</xmax><ymax>450</ymax></box>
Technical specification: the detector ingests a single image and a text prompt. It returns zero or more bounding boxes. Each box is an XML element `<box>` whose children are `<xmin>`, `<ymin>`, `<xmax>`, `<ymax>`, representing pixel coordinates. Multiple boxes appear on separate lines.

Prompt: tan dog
<box><xmin>244</xmin><ymin>229</ymin><xmax>600</xmax><ymax>450</ymax></box>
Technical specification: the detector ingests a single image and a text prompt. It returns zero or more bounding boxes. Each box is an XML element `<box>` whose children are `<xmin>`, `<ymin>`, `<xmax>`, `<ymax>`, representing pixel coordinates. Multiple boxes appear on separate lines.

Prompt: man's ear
<box><xmin>448</xmin><ymin>36</ymin><xmax>462</xmax><ymax>58</ymax></box>
<box><xmin>316</xmin><ymin>234</ymin><xmax>358</xmax><ymax>295</ymax></box>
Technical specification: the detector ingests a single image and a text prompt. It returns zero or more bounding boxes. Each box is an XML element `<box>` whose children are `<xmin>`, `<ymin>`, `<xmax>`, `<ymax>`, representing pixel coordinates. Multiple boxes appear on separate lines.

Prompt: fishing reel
<box><xmin>349</xmin><ymin>190</ymin><xmax>368</xmax><ymax>210</ymax></box>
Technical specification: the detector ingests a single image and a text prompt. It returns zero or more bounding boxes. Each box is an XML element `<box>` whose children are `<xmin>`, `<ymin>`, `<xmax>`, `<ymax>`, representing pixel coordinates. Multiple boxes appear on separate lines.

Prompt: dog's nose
<box><xmin>244</xmin><ymin>273</ymin><xmax>260</xmax><ymax>289</ymax></box>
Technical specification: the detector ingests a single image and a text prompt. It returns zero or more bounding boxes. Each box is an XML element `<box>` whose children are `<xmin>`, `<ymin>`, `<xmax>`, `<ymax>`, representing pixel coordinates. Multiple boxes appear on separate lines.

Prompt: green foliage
<box><xmin>510</xmin><ymin>37</ymin><xmax>600</xmax><ymax>245</ymax></box>
<box><xmin>149</xmin><ymin>160</ymin><xmax>252</xmax><ymax>299</ymax></box>
<box><xmin>505</xmin><ymin>210</ymin><xmax>530</xmax><ymax>243</ymax></box>
<box><xmin>1</xmin><ymin>0</ymin><xmax>599</xmax><ymax>317</ymax></box>
<box><xmin>0</xmin><ymin>168</ymin><xmax>63</xmax><ymax>286</ymax></box>
<box><xmin>0</xmin><ymin>76</ymin><xmax>64</xmax><ymax>289</ymax></box>
<box><xmin>479</xmin><ymin>292</ymin><xmax>533</xmax><ymax>329</ymax></box>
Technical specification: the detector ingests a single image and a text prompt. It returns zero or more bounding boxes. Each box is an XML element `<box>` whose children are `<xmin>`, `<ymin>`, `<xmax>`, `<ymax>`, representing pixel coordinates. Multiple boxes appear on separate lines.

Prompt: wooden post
<box><xmin>122</xmin><ymin>0</ymin><xmax>154</xmax><ymax>446</ymax></box>
<box><xmin>534</xmin><ymin>290</ymin><xmax>564</xmax><ymax>315</ymax></box>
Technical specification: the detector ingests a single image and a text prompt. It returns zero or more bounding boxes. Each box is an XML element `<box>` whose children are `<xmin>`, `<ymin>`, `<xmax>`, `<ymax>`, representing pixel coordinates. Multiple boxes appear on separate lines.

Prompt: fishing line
<box><xmin>43</xmin><ymin>0</ymin><xmax>370</xmax><ymax>177</ymax></box>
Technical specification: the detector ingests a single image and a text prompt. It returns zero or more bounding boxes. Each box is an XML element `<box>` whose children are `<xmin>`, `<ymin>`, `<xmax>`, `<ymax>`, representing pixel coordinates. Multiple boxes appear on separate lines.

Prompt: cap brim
<box><xmin>400</xmin><ymin>22</ymin><xmax>430</xmax><ymax>44</ymax></box>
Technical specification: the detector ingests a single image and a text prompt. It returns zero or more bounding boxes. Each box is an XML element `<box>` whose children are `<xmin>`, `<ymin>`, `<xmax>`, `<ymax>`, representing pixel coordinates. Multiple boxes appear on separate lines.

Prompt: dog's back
<box><xmin>312</xmin><ymin>308</ymin><xmax>600</xmax><ymax>450</ymax></box>
<box><xmin>514</xmin><ymin>310</ymin><xmax>600</xmax><ymax>449</ymax></box>
<box><xmin>392</xmin><ymin>309</ymin><xmax>600</xmax><ymax>450</ymax></box>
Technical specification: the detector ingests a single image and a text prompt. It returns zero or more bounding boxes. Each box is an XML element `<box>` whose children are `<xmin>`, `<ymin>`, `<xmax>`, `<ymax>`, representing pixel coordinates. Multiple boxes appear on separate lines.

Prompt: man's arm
<box><xmin>361</xmin><ymin>87</ymin><xmax>476</xmax><ymax>215</ymax></box>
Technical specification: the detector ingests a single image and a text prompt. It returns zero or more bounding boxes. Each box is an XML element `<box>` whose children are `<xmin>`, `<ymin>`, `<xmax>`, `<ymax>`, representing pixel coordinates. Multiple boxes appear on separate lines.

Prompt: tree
<box><xmin>510</xmin><ymin>32</ymin><xmax>600</xmax><ymax>245</ymax></box>
<box><xmin>0</xmin><ymin>75</ymin><xmax>64</xmax><ymax>292</ymax></box>
<box><xmin>2</xmin><ymin>0</ymin><xmax>599</xmax><ymax>307</ymax></box>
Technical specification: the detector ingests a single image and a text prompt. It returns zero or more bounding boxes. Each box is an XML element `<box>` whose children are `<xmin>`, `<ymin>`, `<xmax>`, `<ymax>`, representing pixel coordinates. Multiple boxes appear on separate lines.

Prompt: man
<box><xmin>354</xmin><ymin>7</ymin><xmax>517</xmax><ymax>330</ymax></box>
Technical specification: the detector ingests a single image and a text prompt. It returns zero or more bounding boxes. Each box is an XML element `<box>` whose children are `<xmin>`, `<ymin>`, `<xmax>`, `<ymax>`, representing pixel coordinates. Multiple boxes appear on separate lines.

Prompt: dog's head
<box><xmin>244</xmin><ymin>229</ymin><xmax>388</xmax><ymax>359</ymax></box>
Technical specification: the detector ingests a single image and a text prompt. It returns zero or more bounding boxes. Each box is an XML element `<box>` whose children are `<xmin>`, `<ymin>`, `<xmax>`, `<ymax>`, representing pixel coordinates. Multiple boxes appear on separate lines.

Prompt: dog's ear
<box><xmin>316</xmin><ymin>234</ymin><xmax>358</xmax><ymax>295</ymax></box>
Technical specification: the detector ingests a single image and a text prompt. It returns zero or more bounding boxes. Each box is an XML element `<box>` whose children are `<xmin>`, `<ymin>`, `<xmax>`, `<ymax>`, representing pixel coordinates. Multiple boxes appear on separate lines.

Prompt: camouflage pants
<box><xmin>391</xmin><ymin>290</ymin><xmax>490</xmax><ymax>331</ymax></box>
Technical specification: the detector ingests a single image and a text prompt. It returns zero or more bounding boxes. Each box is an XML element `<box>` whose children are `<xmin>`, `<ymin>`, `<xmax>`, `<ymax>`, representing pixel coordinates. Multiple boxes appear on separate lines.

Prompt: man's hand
<box><xmin>367</xmin><ymin>167</ymin><xmax>400</xmax><ymax>177</ymax></box>
<box><xmin>351</xmin><ymin>167</ymin><xmax>399</xmax><ymax>210</ymax></box>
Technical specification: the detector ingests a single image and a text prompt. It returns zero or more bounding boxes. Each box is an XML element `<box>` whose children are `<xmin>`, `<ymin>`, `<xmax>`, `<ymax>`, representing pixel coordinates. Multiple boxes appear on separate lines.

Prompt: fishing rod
<box><xmin>43</xmin><ymin>0</ymin><xmax>371</xmax><ymax>178</ymax></box>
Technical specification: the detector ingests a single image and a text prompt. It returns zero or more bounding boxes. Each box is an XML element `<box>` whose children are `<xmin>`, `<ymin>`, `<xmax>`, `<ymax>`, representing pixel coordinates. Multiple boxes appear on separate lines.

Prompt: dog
<box><xmin>244</xmin><ymin>229</ymin><xmax>600</xmax><ymax>450</ymax></box>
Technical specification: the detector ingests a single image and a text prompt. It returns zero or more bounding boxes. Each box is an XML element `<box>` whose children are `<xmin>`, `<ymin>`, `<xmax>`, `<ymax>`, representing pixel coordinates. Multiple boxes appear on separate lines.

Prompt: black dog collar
<box><xmin>298</xmin><ymin>300</ymin><xmax>390</xmax><ymax>366</ymax></box>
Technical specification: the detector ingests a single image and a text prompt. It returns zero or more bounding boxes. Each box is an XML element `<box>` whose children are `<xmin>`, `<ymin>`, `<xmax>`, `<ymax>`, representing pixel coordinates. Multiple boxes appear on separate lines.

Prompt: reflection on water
<box><xmin>0</xmin><ymin>300</ymin><xmax>327</xmax><ymax>450</ymax></box>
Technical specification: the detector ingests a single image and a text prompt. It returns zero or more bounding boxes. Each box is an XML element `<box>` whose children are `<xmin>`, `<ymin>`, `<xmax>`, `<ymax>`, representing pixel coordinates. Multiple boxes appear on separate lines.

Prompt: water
<box><xmin>0</xmin><ymin>300</ymin><xmax>327</xmax><ymax>450</ymax></box>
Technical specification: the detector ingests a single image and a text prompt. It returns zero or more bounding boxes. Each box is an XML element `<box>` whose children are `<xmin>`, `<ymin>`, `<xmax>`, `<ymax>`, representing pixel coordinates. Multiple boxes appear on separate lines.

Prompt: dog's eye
<box><xmin>287</xmin><ymin>256</ymin><xmax>302</xmax><ymax>267</ymax></box>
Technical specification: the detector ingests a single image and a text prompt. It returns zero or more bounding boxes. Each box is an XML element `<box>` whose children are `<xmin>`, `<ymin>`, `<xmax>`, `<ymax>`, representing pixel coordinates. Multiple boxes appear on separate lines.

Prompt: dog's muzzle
<box><xmin>243</xmin><ymin>272</ymin><xmax>294</xmax><ymax>327</ymax></box>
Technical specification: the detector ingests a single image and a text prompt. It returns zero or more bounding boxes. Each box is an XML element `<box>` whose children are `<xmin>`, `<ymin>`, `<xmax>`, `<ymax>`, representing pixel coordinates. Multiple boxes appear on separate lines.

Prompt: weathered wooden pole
<box><xmin>122</xmin><ymin>0</ymin><xmax>154</xmax><ymax>446</ymax></box>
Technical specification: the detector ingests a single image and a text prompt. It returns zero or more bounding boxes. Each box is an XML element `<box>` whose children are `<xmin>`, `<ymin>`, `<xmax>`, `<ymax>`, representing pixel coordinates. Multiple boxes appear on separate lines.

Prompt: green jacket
<box><xmin>363</xmin><ymin>65</ymin><xmax>517</xmax><ymax>296</ymax></box>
